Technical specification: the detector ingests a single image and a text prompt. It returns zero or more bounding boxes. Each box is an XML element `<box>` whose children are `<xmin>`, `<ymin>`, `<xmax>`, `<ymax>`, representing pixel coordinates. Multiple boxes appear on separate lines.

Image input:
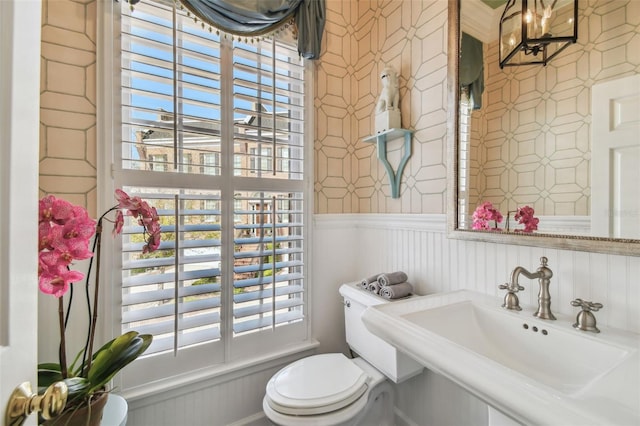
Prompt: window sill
<box><xmin>119</xmin><ymin>339</ymin><xmax>319</xmax><ymax>403</ymax></box>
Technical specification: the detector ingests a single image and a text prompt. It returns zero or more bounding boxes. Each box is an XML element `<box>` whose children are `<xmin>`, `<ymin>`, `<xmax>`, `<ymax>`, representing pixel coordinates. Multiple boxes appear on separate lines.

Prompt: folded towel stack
<box><xmin>367</xmin><ymin>281</ymin><xmax>380</xmax><ymax>294</ymax></box>
<box><xmin>377</xmin><ymin>271</ymin><xmax>408</xmax><ymax>287</ymax></box>
<box><xmin>360</xmin><ymin>274</ymin><xmax>380</xmax><ymax>289</ymax></box>
<box><xmin>379</xmin><ymin>282</ymin><xmax>413</xmax><ymax>300</ymax></box>
<box><xmin>359</xmin><ymin>271</ymin><xmax>413</xmax><ymax>299</ymax></box>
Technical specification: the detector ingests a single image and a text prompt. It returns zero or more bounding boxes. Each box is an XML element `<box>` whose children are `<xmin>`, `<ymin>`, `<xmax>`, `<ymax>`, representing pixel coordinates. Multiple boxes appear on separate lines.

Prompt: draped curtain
<box><xmin>178</xmin><ymin>0</ymin><xmax>326</xmax><ymax>59</ymax></box>
<box><xmin>460</xmin><ymin>32</ymin><xmax>484</xmax><ymax>110</ymax></box>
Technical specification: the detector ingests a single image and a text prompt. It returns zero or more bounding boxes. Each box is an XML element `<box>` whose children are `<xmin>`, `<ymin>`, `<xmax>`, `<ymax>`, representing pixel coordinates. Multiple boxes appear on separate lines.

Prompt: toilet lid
<box><xmin>265</xmin><ymin>353</ymin><xmax>369</xmax><ymax>416</ymax></box>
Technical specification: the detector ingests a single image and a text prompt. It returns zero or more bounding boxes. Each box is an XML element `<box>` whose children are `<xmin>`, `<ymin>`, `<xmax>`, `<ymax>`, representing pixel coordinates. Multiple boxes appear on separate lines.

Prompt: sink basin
<box><xmin>362</xmin><ymin>290</ymin><xmax>640</xmax><ymax>425</ymax></box>
<box><xmin>403</xmin><ymin>299</ymin><xmax>629</xmax><ymax>395</ymax></box>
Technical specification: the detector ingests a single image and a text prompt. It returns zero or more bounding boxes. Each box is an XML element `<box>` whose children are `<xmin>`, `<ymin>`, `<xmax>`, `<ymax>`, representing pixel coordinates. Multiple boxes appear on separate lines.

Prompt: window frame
<box><xmin>97</xmin><ymin>0</ymin><xmax>315</xmax><ymax>394</ymax></box>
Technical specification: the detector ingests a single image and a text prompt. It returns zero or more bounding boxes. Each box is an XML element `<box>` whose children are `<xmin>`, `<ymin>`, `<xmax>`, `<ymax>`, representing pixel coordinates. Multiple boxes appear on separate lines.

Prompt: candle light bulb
<box><xmin>525</xmin><ymin>9</ymin><xmax>533</xmax><ymax>23</ymax></box>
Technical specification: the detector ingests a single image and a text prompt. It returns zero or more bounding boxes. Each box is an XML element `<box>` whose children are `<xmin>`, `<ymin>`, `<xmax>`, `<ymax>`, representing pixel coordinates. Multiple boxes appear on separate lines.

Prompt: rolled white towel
<box><xmin>379</xmin><ymin>282</ymin><xmax>413</xmax><ymax>300</ymax></box>
<box><xmin>360</xmin><ymin>274</ymin><xmax>380</xmax><ymax>289</ymax></box>
<box><xmin>377</xmin><ymin>271</ymin><xmax>408</xmax><ymax>287</ymax></box>
<box><xmin>367</xmin><ymin>281</ymin><xmax>381</xmax><ymax>294</ymax></box>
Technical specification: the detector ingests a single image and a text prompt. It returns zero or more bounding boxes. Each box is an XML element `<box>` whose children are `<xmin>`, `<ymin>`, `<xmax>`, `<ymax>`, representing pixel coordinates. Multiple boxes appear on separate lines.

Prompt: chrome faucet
<box><xmin>503</xmin><ymin>256</ymin><xmax>556</xmax><ymax>320</ymax></box>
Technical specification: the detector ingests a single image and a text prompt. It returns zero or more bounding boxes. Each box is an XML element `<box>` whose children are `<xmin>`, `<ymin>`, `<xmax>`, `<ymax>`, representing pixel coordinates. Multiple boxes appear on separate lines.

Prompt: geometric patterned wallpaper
<box><xmin>467</xmin><ymin>0</ymin><xmax>640</xmax><ymax>217</ymax></box>
<box><xmin>36</xmin><ymin>0</ymin><xmax>640</xmax><ymax>218</ymax></box>
<box><xmin>42</xmin><ymin>0</ymin><xmax>450</xmax><ymax>217</ymax></box>
<box><xmin>315</xmin><ymin>0</ymin><xmax>449</xmax><ymax>214</ymax></box>
<box><xmin>39</xmin><ymin>0</ymin><xmax>98</xmax><ymax>218</ymax></box>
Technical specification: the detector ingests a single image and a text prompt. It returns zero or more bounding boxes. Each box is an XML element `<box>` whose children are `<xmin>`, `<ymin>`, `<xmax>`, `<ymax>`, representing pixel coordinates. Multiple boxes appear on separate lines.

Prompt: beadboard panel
<box><xmin>125</xmin><ymin>214</ymin><xmax>638</xmax><ymax>425</ymax></box>
<box><xmin>313</xmin><ymin>214</ymin><xmax>640</xmax><ymax>425</ymax></box>
<box><xmin>125</xmin><ymin>357</ymin><xmax>304</xmax><ymax>426</ymax></box>
<box><xmin>322</xmin><ymin>214</ymin><xmax>640</xmax><ymax>333</ymax></box>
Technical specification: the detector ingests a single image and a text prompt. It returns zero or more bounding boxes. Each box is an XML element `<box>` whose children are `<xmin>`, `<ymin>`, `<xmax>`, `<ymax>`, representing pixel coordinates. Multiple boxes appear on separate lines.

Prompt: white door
<box><xmin>1</xmin><ymin>0</ymin><xmax>42</xmax><ymax>425</ymax></box>
<box><xmin>591</xmin><ymin>74</ymin><xmax>640</xmax><ymax>239</ymax></box>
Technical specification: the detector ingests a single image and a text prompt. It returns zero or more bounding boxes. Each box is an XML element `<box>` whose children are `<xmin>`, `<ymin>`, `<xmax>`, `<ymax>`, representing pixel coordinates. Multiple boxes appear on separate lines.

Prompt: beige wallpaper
<box><xmin>40</xmin><ymin>0</ymin><xmax>451</xmax><ymax>216</ymax></box>
<box><xmin>40</xmin><ymin>0</ymin><xmax>98</xmax><ymax>217</ymax></box>
<box><xmin>468</xmin><ymin>0</ymin><xmax>640</xmax><ymax>217</ymax></box>
<box><xmin>315</xmin><ymin>0</ymin><xmax>449</xmax><ymax>214</ymax></box>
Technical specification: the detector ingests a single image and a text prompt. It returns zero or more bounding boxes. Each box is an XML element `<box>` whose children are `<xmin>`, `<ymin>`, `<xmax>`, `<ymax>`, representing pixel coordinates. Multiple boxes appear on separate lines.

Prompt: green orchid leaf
<box><xmin>61</xmin><ymin>377</ymin><xmax>92</xmax><ymax>405</ymax></box>
<box><xmin>87</xmin><ymin>338</ymin><xmax>143</xmax><ymax>390</ymax></box>
<box><xmin>38</xmin><ymin>332</ymin><xmax>152</xmax><ymax>405</ymax></box>
<box><xmin>85</xmin><ymin>332</ymin><xmax>152</xmax><ymax>393</ymax></box>
<box><xmin>38</xmin><ymin>364</ymin><xmax>64</xmax><ymax>393</ymax></box>
<box><xmin>67</xmin><ymin>346</ymin><xmax>86</xmax><ymax>376</ymax></box>
<box><xmin>38</xmin><ymin>363</ymin><xmax>62</xmax><ymax>372</ymax></box>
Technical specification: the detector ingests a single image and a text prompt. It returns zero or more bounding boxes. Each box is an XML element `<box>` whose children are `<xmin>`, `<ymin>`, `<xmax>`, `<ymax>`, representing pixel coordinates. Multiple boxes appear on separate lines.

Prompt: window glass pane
<box><xmin>232</xmin><ymin>39</ymin><xmax>304</xmax><ymax>180</ymax></box>
<box><xmin>121</xmin><ymin>1</ymin><xmax>222</xmax><ymax>176</ymax></box>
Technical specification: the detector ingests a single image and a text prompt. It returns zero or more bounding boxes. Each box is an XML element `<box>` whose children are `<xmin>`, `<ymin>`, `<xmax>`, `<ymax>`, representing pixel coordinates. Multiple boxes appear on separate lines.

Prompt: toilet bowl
<box><xmin>263</xmin><ymin>353</ymin><xmax>393</xmax><ymax>425</ymax></box>
<box><xmin>262</xmin><ymin>283</ymin><xmax>423</xmax><ymax>425</ymax></box>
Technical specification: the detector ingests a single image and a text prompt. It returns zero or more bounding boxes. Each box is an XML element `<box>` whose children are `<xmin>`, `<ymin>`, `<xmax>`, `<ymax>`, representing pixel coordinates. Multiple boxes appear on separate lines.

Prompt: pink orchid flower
<box><xmin>113</xmin><ymin>190</ymin><xmax>161</xmax><ymax>254</ymax></box>
<box><xmin>39</xmin><ymin>266</ymin><xmax>85</xmax><ymax>298</ymax></box>
<box><xmin>39</xmin><ymin>191</ymin><xmax>162</xmax><ymax>300</ymax></box>
<box><xmin>113</xmin><ymin>210</ymin><xmax>124</xmax><ymax>236</ymax></box>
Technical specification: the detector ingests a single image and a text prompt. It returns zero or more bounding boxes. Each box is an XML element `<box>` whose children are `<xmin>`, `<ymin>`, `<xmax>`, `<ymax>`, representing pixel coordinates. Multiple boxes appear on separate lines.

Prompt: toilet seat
<box><xmin>265</xmin><ymin>353</ymin><xmax>369</xmax><ymax>416</ymax></box>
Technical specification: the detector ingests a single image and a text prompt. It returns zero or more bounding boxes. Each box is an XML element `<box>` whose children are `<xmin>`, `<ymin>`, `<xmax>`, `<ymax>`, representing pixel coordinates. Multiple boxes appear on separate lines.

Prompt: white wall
<box><xmin>312</xmin><ymin>214</ymin><xmax>640</xmax><ymax>425</ymax></box>
<box><xmin>125</xmin><ymin>214</ymin><xmax>639</xmax><ymax>425</ymax></box>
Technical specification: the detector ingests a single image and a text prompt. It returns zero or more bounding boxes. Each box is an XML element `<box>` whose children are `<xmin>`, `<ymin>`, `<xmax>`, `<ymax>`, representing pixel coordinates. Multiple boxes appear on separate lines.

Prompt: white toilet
<box><xmin>263</xmin><ymin>282</ymin><xmax>423</xmax><ymax>425</ymax></box>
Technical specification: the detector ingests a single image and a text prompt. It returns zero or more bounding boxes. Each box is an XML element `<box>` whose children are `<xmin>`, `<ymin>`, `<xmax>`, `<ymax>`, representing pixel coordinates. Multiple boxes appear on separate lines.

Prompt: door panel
<box><xmin>1</xmin><ymin>0</ymin><xmax>42</xmax><ymax>424</ymax></box>
<box><xmin>591</xmin><ymin>74</ymin><xmax>640</xmax><ymax>238</ymax></box>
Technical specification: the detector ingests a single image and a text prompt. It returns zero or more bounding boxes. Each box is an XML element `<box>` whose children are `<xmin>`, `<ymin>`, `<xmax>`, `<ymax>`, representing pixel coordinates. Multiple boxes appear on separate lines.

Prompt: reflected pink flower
<box><xmin>472</xmin><ymin>201</ymin><xmax>503</xmax><ymax>231</ymax></box>
<box><xmin>514</xmin><ymin>206</ymin><xmax>539</xmax><ymax>233</ymax></box>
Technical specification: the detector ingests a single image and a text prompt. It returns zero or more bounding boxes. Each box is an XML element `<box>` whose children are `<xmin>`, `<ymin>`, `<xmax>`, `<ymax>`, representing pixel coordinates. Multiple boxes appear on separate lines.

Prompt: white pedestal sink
<box><xmin>362</xmin><ymin>290</ymin><xmax>640</xmax><ymax>425</ymax></box>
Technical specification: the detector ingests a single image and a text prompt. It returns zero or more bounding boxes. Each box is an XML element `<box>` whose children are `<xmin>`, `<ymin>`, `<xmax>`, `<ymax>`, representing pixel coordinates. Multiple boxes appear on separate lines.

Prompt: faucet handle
<box><xmin>570</xmin><ymin>298</ymin><xmax>603</xmax><ymax>312</ymax></box>
<box><xmin>571</xmin><ymin>299</ymin><xmax>603</xmax><ymax>333</ymax></box>
<box><xmin>499</xmin><ymin>282</ymin><xmax>524</xmax><ymax>311</ymax></box>
<box><xmin>499</xmin><ymin>282</ymin><xmax>524</xmax><ymax>292</ymax></box>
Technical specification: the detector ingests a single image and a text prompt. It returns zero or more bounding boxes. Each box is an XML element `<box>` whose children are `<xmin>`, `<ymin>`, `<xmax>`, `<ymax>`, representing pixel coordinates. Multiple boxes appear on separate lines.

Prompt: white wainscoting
<box><xmin>312</xmin><ymin>214</ymin><xmax>640</xmax><ymax>425</ymax></box>
<box><xmin>126</xmin><ymin>214</ymin><xmax>639</xmax><ymax>425</ymax></box>
<box><xmin>315</xmin><ymin>214</ymin><xmax>639</xmax><ymax>334</ymax></box>
<box><xmin>125</xmin><ymin>348</ymin><xmax>316</xmax><ymax>426</ymax></box>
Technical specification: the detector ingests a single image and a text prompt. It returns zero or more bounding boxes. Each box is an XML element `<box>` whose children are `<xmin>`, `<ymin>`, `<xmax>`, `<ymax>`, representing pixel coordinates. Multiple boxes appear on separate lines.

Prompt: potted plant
<box><xmin>37</xmin><ymin>190</ymin><xmax>161</xmax><ymax>425</ymax></box>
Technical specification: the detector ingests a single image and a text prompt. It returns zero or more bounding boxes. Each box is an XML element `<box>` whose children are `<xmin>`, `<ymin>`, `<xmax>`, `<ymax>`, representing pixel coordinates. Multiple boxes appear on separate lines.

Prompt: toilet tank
<box><xmin>339</xmin><ymin>282</ymin><xmax>423</xmax><ymax>383</ymax></box>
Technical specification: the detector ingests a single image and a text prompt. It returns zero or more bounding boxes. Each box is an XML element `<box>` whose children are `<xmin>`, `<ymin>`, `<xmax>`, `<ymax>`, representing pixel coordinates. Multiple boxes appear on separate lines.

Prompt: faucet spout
<box><xmin>506</xmin><ymin>257</ymin><xmax>556</xmax><ymax>320</ymax></box>
<box><xmin>509</xmin><ymin>266</ymin><xmax>542</xmax><ymax>287</ymax></box>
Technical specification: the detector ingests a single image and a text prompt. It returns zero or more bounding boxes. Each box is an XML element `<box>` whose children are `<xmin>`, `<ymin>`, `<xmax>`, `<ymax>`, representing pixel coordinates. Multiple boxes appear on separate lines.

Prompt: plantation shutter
<box><xmin>120</xmin><ymin>189</ymin><xmax>222</xmax><ymax>355</ymax></box>
<box><xmin>116</xmin><ymin>0</ymin><xmax>307</xmax><ymax>361</ymax></box>
<box><xmin>232</xmin><ymin>192</ymin><xmax>304</xmax><ymax>335</ymax></box>
<box><xmin>230</xmin><ymin>29</ymin><xmax>306</xmax><ymax>337</ymax></box>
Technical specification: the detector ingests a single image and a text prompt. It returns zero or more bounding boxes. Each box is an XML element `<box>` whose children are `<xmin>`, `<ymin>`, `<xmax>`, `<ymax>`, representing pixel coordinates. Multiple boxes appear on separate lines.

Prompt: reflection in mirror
<box><xmin>457</xmin><ymin>0</ymin><xmax>640</xmax><ymax>239</ymax></box>
<box><xmin>447</xmin><ymin>0</ymin><xmax>640</xmax><ymax>256</ymax></box>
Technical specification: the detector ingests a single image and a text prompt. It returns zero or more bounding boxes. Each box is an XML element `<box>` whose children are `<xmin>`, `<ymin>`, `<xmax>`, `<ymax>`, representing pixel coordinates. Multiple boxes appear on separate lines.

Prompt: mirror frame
<box><xmin>446</xmin><ymin>0</ymin><xmax>640</xmax><ymax>256</ymax></box>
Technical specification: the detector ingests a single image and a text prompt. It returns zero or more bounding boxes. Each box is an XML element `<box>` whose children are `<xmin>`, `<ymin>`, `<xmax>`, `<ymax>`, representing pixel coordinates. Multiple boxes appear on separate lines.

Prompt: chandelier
<box><xmin>499</xmin><ymin>0</ymin><xmax>578</xmax><ymax>68</ymax></box>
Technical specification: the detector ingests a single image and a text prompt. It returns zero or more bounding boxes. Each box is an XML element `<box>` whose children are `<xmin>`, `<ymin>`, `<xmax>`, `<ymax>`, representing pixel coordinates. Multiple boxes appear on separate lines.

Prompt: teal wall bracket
<box><xmin>363</xmin><ymin>128</ymin><xmax>414</xmax><ymax>198</ymax></box>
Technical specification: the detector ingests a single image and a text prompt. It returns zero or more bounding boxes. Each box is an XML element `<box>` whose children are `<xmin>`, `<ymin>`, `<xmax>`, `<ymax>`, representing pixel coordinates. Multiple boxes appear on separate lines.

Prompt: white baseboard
<box><xmin>227</xmin><ymin>412</ymin><xmax>271</xmax><ymax>426</ymax></box>
<box><xmin>228</xmin><ymin>407</ymin><xmax>421</xmax><ymax>426</ymax></box>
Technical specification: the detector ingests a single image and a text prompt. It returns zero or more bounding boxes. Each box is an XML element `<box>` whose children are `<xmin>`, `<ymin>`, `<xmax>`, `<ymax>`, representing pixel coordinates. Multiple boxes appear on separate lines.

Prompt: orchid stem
<box><xmin>58</xmin><ymin>297</ymin><xmax>68</xmax><ymax>378</ymax></box>
<box><xmin>84</xmin><ymin>222</ymin><xmax>103</xmax><ymax>375</ymax></box>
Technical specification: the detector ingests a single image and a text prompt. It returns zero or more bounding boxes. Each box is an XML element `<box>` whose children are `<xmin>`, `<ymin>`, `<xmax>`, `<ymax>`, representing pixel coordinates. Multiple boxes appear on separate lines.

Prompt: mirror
<box><xmin>447</xmin><ymin>0</ymin><xmax>640</xmax><ymax>256</ymax></box>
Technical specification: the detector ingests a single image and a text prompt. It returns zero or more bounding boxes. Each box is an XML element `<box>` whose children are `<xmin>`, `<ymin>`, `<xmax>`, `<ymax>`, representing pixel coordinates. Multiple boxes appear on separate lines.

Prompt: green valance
<box><xmin>178</xmin><ymin>0</ymin><xmax>326</xmax><ymax>59</ymax></box>
<box><xmin>460</xmin><ymin>32</ymin><xmax>484</xmax><ymax>110</ymax></box>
